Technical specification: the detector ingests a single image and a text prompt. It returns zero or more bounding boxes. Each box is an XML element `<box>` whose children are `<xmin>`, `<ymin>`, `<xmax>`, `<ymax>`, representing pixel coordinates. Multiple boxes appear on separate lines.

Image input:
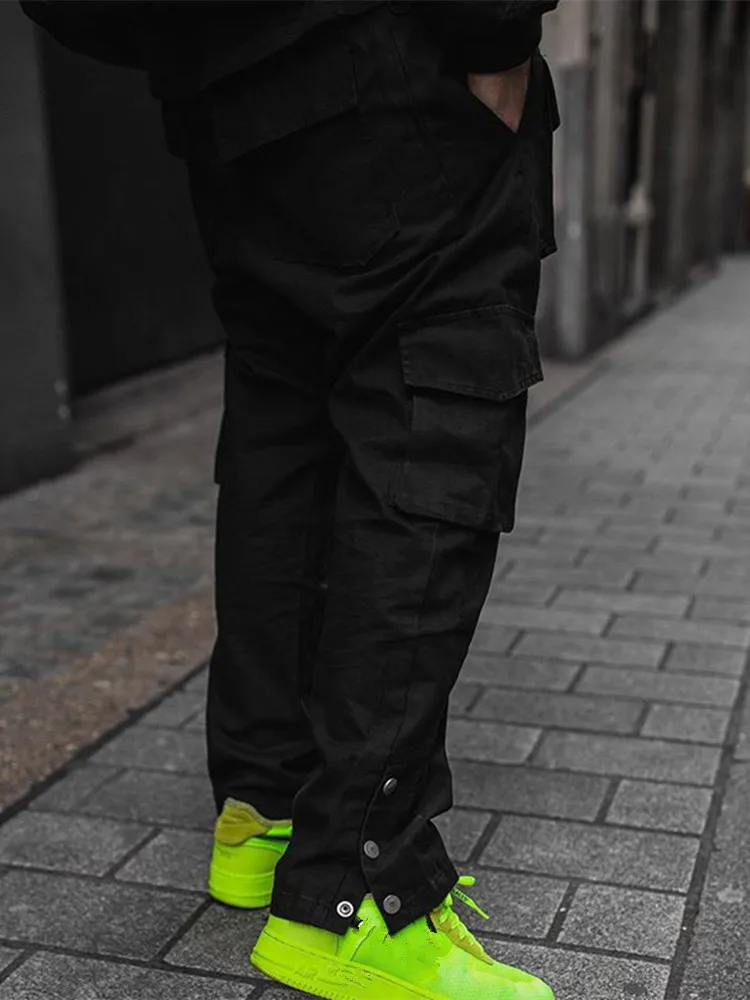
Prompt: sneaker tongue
<box><xmin>215</xmin><ymin>800</ymin><xmax>279</xmax><ymax>845</ymax></box>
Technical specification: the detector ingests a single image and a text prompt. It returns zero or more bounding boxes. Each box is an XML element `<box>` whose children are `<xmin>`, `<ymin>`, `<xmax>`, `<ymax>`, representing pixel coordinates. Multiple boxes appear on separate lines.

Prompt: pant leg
<box><xmin>187</xmin><ymin>2</ymin><xmax>550</xmax><ymax>932</ymax></box>
<box><xmin>188</xmin><ymin>256</ymin><xmax>337</xmax><ymax>817</ymax></box>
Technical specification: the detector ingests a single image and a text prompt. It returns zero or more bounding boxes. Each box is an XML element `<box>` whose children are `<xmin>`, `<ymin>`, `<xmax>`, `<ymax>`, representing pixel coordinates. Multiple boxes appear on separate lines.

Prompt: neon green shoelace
<box><xmin>431</xmin><ymin>875</ymin><xmax>491</xmax><ymax>963</ymax></box>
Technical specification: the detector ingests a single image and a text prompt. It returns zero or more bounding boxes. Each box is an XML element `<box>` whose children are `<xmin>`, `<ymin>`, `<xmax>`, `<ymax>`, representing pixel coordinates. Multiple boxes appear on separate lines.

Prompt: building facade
<box><xmin>1</xmin><ymin>0</ymin><xmax>749</xmax><ymax>494</ymax></box>
<box><xmin>540</xmin><ymin>0</ymin><xmax>750</xmax><ymax>358</ymax></box>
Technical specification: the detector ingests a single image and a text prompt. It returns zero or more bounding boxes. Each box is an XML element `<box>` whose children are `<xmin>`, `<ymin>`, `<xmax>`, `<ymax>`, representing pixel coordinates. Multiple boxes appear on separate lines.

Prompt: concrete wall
<box><xmin>0</xmin><ymin>4</ymin><xmax>73</xmax><ymax>494</ymax></box>
<box><xmin>40</xmin><ymin>37</ymin><xmax>221</xmax><ymax>397</ymax></box>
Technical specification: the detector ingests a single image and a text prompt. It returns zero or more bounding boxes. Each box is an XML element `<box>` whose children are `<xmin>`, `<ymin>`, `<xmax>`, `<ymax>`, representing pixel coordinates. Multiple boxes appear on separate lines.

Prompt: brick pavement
<box><xmin>1</xmin><ymin>260</ymin><xmax>750</xmax><ymax>998</ymax></box>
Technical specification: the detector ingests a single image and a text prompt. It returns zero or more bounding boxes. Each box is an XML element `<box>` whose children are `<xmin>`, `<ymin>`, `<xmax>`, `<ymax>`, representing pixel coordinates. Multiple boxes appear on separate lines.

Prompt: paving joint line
<box><xmin>662</xmin><ymin>645</ymin><xmax>750</xmax><ymax>999</ymax></box>
<box><xmin>477</xmin><ymin>928</ymin><xmax>672</xmax><ymax>965</ymax></box>
<box><xmin>592</xmin><ymin>779</ymin><xmax>620</xmax><ymax>824</ymax></box>
<box><xmin>0</xmin><ymin>939</ymin><xmax>259</xmax><ymax>987</ymax></box>
<box><xmin>153</xmin><ymin>896</ymin><xmax>215</xmax><ymax>963</ymax></box>
<box><xmin>103</xmin><ymin>826</ymin><xmax>165</xmax><ymax>880</ymax></box>
<box><xmin>467</xmin><ymin>811</ymin><xmax>503</xmax><ymax>868</ymax></box>
<box><xmin>545</xmin><ymin>879</ymin><xmax>580</xmax><ymax>943</ymax></box>
<box><xmin>73</xmin><ymin>756</ymin><xmax>725</xmax><ymax>791</ymax></box>
<box><xmin>0</xmin><ymin>947</ymin><xmax>35</xmax><ymax>988</ymax></box>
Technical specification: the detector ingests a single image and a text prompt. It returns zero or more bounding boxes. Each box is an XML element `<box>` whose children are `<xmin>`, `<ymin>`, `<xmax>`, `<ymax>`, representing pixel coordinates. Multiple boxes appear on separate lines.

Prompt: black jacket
<box><xmin>21</xmin><ymin>2</ymin><xmax>558</xmax><ymax>80</ymax></box>
<box><xmin>21</xmin><ymin>1</ymin><xmax>559</xmax><ymax>159</ymax></box>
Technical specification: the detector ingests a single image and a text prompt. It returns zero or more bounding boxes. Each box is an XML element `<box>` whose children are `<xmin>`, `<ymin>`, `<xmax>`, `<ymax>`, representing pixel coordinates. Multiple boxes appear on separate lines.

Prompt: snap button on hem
<box><xmin>336</xmin><ymin>900</ymin><xmax>355</xmax><ymax>919</ymax></box>
<box><xmin>383</xmin><ymin>894</ymin><xmax>402</xmax><ymax>915</ymax></box>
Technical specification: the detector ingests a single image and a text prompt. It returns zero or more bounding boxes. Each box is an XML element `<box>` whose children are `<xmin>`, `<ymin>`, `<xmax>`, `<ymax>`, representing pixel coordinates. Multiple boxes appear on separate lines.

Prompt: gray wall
<box><xmin>0</xmin><ymin>4</ymin><xmax>73</xmax><ymax>494</ymax></box>
<box><xmin>40</xmin><ymin>35</ymin><xmax>221</xmax><ymax>397</ymax></box>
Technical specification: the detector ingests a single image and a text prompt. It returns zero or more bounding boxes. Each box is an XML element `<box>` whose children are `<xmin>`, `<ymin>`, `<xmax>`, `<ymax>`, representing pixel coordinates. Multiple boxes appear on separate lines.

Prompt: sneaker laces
<box><xmin>430</xmin><ymin>875</ymin><xmax>492</xmax><ymax>965</ymax></box>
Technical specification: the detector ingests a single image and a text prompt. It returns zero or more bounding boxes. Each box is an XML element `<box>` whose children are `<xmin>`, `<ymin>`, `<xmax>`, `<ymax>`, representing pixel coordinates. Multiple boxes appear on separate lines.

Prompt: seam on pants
<box><xmin>358</xmin><ymin>519</ymin><xmax>442</xmax><ymax>895</ymax></box>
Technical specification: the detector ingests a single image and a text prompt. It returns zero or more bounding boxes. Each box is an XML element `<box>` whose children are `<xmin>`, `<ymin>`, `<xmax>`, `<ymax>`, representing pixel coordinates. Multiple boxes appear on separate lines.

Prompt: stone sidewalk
<box><xmin>1</xmin><ymin>260</ymin><xmax>750</xmax><ymax>998</ymax></box>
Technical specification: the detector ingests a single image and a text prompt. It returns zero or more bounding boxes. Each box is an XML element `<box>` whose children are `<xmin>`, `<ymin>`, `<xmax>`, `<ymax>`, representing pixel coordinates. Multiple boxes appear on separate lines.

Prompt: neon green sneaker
<box><xmin>251</xmin><ymin>875</ymin><xmax>554</xmax><ymax>999</ymax></box>
<box><xmin>207</xmin><ymin>799</ymin><xmax>292</xmax><ymax>909</ymax></box>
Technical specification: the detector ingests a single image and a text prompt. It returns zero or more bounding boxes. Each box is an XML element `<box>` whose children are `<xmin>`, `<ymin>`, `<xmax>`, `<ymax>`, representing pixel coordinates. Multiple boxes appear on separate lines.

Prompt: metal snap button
<box><xmin>382</xmin><ymin>778</ymin><xmax>398</xmax><ymax>796</ymax></box>
<box><xmin>363</xmin><ymin>840</ymin><xmax>380</xmax><ymax>860</ymax></box>
<box><xmin>383</xmin><ymin>894</ymin><xmax>402</xmax><ymax>915</ymax></box>
<box><xmin>336</xmin><ymin>900</ymin><xmax>355</xmax><ymax>919</ymax></box>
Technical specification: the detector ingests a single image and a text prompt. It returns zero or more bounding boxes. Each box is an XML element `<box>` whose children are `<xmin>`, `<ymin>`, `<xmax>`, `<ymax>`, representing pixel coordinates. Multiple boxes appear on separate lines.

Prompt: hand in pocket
<box><xmin>467</xmin><ymin>59</ymin><xmax>531</xmax><ymax>134</ymax></box>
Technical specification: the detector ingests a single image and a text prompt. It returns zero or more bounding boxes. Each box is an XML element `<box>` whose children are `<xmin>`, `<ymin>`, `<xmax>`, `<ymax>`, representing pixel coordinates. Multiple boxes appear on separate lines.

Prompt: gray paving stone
<box><xmin>577</xmin><ymin>666</ymin><xmax>740</xmax><ymax>708</ymax></box>
<box><xmin>607</xmin><ymin>780</ymin><xmax>713</xmax><ymax>835</ymax></box>
<box><xmin>461</xmin><ymin>655</ymin><xmax>579</xmax><ymax>691</ymax></box>
<box><xmin>434</xmin><ymin>808</ymin><xmax>492</xmax><ymax>863</ymax></box>
<box><xmin>496</xmin><ymin>543</ymin><xmax>580</xmax><ymax>566</ymax></box>
<box><xmin>609</xmin><ymin>614</ymin><xmax>750</xmax><ymax>649</ymax></box>
<box><xmin>635</xmin><ymin>571</ymin><xmax>750</xmax><ymax>599</ymax></box>
<box><xmin>535</xmin><ymin>732</ymin><xmax>721</xmax><ymax>785</ymax></box>
<box><xmin>263</xmin><ymin>991</ymin><xmax>309</xmax><ymax>1000</ymax></box>
<box><xmin>503</xmin><ymin>565</ymin><xmax>635</xmax><ymax>590</ymax></box>
<box><xmin>691</xmin><ymin>597</ymin><xmax>750</xmax><ymax>624</ymax></box>
<box><xmin>185</xmin><ymin>711</ymin><xmax>205</xmax><ymax>732</ymax></box>
<box><xmin>82</xmin><ymin>770</ymin><xmax>215</xmax><ymax>829</ymax></box>
<box><xmin>448</xmin><ymin>683</ymin><xmax>480</xmax><ymax>716</ymax></box>
<box><xmin>0</xmin><ymin>812</ymin><xmax>152</xmax><ymax>876</ymax></box>
<box><xmin>447</xmin><ymin>719</ymin><xmax>540</xmax><ymax>765</ymax></box>
<box><xmin>486</xmin><ymin>582</ymin><xmax>557</xmax><ymax>607</ymax></box>
<box><xmin>0</xmin><ymin>870</ymin><xmax>201</xmax><ymax>958</ymax></box>
<box><xmin>483</xmin><ymin>816</ymin><xmax>699</xmax><ymax>891</ymax></box>
<box><xmin>183</xmin><ymin>670</ymin><xmax>209</xmax><ymax>696</ymax></box>
<box><xmin>91</xmin><ymin>726</ymin><xmax>207</xmax><ymax>775</ymax></box>
<box><xmin>642</xmin><ymin>705</ymin><xmax>731</xmax><ymax>744</ymax></box>
<box><xmin>471</xmin><ymin>688</ymin><xmax>643</xmax><ymax>734</ymax></box>
<box><xmin>451</xmin><ymin>761</ymin><xmax>608</xmax><ymax>820</ymax></box>
<box><xmin>670</xmin><ymin>507</ymin><xmax>727</xmax><ymax>528</ymax></box>
<box><xmin>517</xmin><ymin>514</ymin><xmax>606</xmax><ymax>534</ymax></box>
<box><xmin>565</xmin><ymin>533</ymin><xmax>655</xmax><ymax>554</ymax></box>
<box><xmin>166</xmin><ymin>904</ymin><xmax>265</xmax><ymax>977</ymax></box>
<box><xmin>665</xmin><ymin>644</ymin><xmax>747</xmax><ymax>677</ymax></box>
<box><xmin>610</xmin><ymin>522</ymin><xmax>714</xmax><ymax>543</ymax></box>
<box><xmin>656</xmin><ymin>539</ymin><xmax>750</xmax><ymax>559</ymax></box>
<box><xmin>29</xmin><ymin>764</ymin><xmax>121</xmax><ymax>813</ymax></box>
<box><xmin>582</xmin><ymin>549</ymin><xmax>707</xmax><ymax>575</ymax></box>
<box><xmin>468</xmin><ymin>626</ymin><xmax>521</xmax><ymax>655</ymax></box>
<box><xmin>0</xmin><ymin>953</ymin><xmax>254</xmax><ymax>1000</ymax></box>
<box><xmin>116</xmin><ymin>829</ymin><xmax>213</xmax><ymax>892</ymax></box>
<box><xmin>513</xmin><ymin>633</ymin><xmax>666</xmax><ymax>668</ymax></box>
<box><xmin>552</xmin><ymin>589</ymin><xmax>690</xmax><ymax>618</ymax></box>
<box><xmin>559</xmin><ymin>885</ymin><xmax>685</xmax><ymax>959</ymax></box>
<box><xmin>481</xmin><ymin>940</ymin><xmax>669</xmax><ymax>1000</ymax></box>
<box><xmin>478</xmin><ymin>605</ymin><xmax>610</xmax><ymax>636</ymax></box>
<box><xmin>141</xmin><ymin>691</ymin><xmax>206</xmax><ymax>728</ymax></box>
<box><xmin>461</xmin><ymin>870</ymin><xmax>567</xmax><ymax>938</ymax></box>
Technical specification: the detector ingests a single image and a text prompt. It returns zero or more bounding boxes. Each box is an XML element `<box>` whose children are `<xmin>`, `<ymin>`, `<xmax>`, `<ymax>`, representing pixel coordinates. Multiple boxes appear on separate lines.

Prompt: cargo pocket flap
<box><xmin>399</xmin><ymin>305</ymin><xmax>543</xmax><ymax>402</ymax></box>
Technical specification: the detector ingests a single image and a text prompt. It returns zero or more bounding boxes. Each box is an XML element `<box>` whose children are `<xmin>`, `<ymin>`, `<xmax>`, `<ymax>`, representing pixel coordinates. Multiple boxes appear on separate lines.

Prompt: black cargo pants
<box><xmin>187</xmin><ymin>4</ymin><xmax>557</xmax><ymax>936</ymax></box>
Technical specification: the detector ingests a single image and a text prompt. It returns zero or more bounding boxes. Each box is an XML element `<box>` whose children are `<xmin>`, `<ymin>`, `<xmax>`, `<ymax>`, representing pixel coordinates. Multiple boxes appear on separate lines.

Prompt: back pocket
<box><xmin>389</xmin><ymin>305</ymin><xmax>542</xmax><ymax>532</ymax></box>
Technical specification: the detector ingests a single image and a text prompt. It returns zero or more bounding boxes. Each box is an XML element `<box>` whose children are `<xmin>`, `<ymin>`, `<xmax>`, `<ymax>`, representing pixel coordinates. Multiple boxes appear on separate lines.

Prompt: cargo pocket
<box><xmin>389</xmin><ymin>305</ymin><xmax>543</xmax><ymax>533</ymax></box>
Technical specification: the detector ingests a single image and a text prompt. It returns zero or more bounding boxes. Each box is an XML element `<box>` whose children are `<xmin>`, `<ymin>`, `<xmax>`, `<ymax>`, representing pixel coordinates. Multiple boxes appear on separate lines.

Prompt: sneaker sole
<box><xmin>251</xmin><ymin>926</ymin><xmax>444</xmax><ymax>1000</ymax></box>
